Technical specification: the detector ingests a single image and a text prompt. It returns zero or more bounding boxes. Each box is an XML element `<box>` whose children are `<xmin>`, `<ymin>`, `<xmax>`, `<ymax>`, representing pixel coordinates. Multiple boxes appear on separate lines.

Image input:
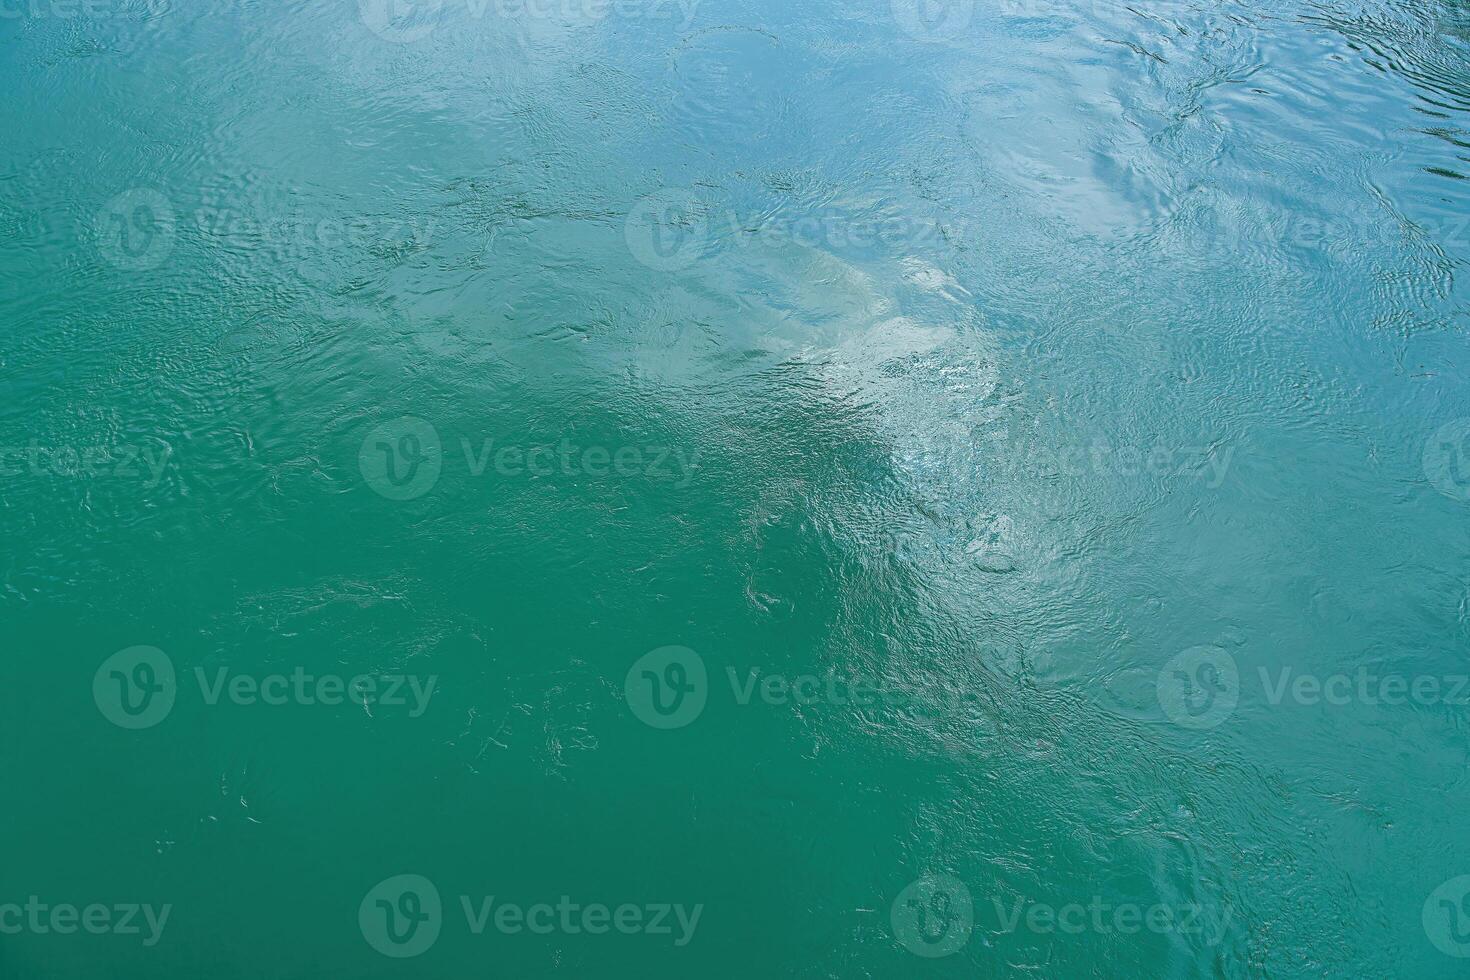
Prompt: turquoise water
<box><xmin>4</xmin><ymin>0</ymin><xmax>1470</xmax><ymax>975</ymax></box>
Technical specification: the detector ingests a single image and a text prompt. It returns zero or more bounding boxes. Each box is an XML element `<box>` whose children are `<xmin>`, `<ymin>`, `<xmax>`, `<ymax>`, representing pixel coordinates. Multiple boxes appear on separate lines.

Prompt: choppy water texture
<box><xmin>4</xmin><ymin>0</ymin><xmax>1470</xmax><ymax>975</ymax></box>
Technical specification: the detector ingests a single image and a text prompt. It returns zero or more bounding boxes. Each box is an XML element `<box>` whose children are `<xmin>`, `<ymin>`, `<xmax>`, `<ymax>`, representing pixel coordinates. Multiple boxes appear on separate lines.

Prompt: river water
<box><xmin>3</xmin><ymin>0</ymin><xmax>1470</xmax><ymax>975</ymax></box>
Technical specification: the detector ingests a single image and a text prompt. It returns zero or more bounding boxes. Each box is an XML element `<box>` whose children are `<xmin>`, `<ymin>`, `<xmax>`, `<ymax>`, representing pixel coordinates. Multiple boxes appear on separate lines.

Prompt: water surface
<box><xmin>3</xmin><ymin>0</ymin><xmax>1470</xmax><ymax>975</ymax></box>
